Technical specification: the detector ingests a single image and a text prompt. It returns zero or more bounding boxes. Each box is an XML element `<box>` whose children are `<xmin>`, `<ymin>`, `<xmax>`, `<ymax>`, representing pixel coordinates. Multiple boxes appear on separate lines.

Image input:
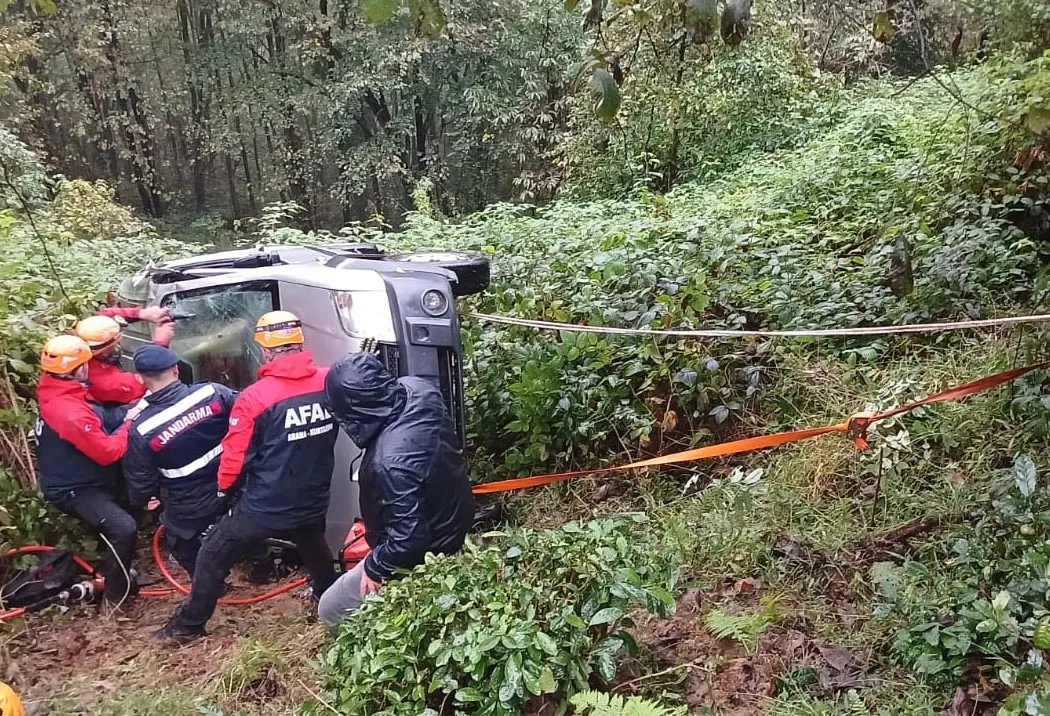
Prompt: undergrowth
<box><xmin>377</xmin><ymin>55</ymin><xmax>1050</xmax><ymax>490</ymax></box>
<box><xmin>321</xmin><ymin>517</ymin><xmax>676</xmax><ymax>716</ymax></box>
<box><xmin>5</xmin><ymin>37</ymin><xmax>1050</xmax><ymax>716</ymax></box>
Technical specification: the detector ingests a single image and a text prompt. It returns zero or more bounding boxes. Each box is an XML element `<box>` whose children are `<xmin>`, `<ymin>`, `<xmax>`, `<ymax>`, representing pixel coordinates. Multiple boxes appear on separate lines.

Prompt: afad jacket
<box><xmin>217</xmin><ymin>351</ymin><xmax>337</xmax><ymax>530</ymax></box>
<box><xmin>35</xmin><ymin>374</ymin><xmax>129</xmax><ymax>501</ymax></box>
<box><xmin>325</xmin><ymin>353</ymin><xmax>474</xmax><ymax>582</ymax></box>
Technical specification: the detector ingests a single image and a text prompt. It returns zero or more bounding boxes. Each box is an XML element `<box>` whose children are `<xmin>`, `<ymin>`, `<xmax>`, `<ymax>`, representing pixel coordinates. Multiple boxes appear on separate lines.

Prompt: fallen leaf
<box><xmin>817</xmin><ymin>643</ymin><xmax>856</xmax><ymax>672</ymax></box>
<box><xmin>940</xmin><ymin>687</ymin><xmax>972</xmax><ymax>716</ymax></box>
<box><xmin>662</xmin><ymin>409</ymin><xmax>679</xmax><ymax>432</ymax></box>
<box><xmin>734</xmin><ymin>577</ymin><xmax>758</xmax><ymax>594</ymax></box>
<box><xmin>817</xmin><ymin>665</ymin><xmax>866</xmax><ymax>691</ymax></box>
<box><xmin>591</xmin><ymin>483</ymin><xmax>612</xmax><ymax>502</ymax></box>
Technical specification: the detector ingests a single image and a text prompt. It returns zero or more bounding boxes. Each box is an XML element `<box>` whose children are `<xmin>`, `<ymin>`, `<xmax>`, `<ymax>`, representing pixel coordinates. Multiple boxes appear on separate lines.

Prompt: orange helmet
<box><xmin>0</xmin><ymin>681</ymin><xmax>24</xmax><ymax>716</ymax></box>
<box><xmin>254</xmin><ymin>310</ymin><xmax>304</xmax><ymax>349</ymax></box>
<box><xmin>41</xmin><ymin>335</ymin><xmax>93</xmax><ymax>375</ymax></box>
<box><xmin>75</xmin><ymin>315</ymin><xmax>123</xmax><ymax>355</ymax></box>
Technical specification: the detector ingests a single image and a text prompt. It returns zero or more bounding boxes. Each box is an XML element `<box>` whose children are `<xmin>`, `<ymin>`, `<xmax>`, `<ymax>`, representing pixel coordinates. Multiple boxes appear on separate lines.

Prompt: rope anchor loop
<box><xmin>845</xmin><ymin>412</ymin><xmax>877</xmax><ymax>451</ymax></box>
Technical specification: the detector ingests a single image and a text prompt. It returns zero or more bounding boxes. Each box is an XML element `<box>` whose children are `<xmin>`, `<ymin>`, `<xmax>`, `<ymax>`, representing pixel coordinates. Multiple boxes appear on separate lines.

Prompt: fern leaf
<box><xmin>571</xmin><ymin>690</ymin><xmax>686</xmax><ymax>716</ymax></box>
<box><xmin>703</xmin><ymin>607</ymin><xmax>774</xmax><ymax>655</ymax></box>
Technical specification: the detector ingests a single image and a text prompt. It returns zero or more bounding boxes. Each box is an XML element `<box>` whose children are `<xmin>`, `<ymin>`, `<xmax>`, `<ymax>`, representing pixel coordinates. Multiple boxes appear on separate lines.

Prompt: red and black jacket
<box><xmin>87</xmin><ymin>307</ymin><xmax>172</xmax><ymax>405</ymax></box>
<box><xmin>217</xmin><ymin>351</ymin><xmax>337</xmax><ymax>530</ymax></box>
<box><xmin>35</xmin><ymin>374</ymin><xmax>129</xmax><ymax>502</ymax></box>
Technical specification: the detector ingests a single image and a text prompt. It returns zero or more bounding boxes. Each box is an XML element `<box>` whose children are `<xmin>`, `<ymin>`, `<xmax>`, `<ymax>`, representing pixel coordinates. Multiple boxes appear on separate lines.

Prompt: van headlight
<box><xmin>420</xmin><ymin>289</ymin><xmax>449</xmax><ymax>317</ymax></box>
<box><xmin>332</xmin><ymin>291</ymin><xmax>396</xmax><ymax>343</ymax></box>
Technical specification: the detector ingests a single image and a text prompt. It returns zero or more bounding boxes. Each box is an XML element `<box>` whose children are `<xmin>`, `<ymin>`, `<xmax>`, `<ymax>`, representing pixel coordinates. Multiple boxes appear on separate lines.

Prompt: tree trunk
<box><xmin>269</xmin><ymin>11</ymin><xmax>312</xmax><ymax>225</ymax></box>
<box><xmin>100</xmin><ymin>0</ymin><xmax>164</xmax><ymax>216</ymax></box>
<box><xmin>177</xmin><ymin>0</ymin><xmax>207</xmax><ymax>208</ymax></box>
<box><xmin>663</xmin><ymin>35</ymin><xmax>689</xmax><ymax>192</ymax></box>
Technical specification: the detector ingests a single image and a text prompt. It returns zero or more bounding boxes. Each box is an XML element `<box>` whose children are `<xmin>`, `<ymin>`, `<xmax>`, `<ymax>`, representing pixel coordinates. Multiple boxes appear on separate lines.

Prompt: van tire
<box><xmin>383</xmin><ymin>252</ymin><xmax>491</xmax><ymax>297</ymax></box>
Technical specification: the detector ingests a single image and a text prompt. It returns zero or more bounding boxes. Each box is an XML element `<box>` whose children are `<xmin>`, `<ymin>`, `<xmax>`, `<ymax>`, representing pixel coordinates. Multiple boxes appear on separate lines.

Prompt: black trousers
<box><xmin>51</xmin><ymin>488</ymin><xmax>137</xmax><ymax>605</ymax></box>
<box><xmin>165</xmin><ymin>529</ymin><xmax>203</xmax><ymax>578</ymax></box>
<box><xmin>170</xmin><ymin>510</ymin><xmax>336</xmax><ymax>630</ymax></box>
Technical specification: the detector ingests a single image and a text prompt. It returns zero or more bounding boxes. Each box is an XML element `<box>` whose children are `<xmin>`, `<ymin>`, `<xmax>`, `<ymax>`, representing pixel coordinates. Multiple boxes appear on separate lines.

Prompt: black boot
<box><xmin>152</xmin><ymin>617</ymin><xmax>206</xmax><ymax>646</ymax></box>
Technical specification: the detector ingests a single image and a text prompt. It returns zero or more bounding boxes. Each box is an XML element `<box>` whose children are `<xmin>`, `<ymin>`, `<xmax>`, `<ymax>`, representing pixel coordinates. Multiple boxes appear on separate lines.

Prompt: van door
<box><xmin>277</xmin><ymin>281</ymin><xmax>363</xmax><ymax>555</ymax></box>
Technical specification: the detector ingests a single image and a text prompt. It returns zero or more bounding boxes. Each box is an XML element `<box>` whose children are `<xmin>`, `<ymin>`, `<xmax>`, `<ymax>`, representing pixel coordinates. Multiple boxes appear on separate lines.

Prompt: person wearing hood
<box><xmin>317</xmin><ymin>352</ymin><xmax>473</xmax><ymax>629</ymax></box>
<box><xmin>154</xmin><ymin>311</ymin><xmax>338</xmax><ymax>645</ymax></box>
<box><xmin>34</xmin><ymin>335</ymin><xmax>144</xmax><ymax>608</ymax></box>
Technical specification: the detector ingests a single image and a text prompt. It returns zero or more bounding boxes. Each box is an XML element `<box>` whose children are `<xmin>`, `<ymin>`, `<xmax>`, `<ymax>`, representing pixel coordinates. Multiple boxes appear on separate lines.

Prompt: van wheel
<box><xmin>383</xmin><ymin>251</ymin><xmax>491</xmax><ymax>297</ymax></box>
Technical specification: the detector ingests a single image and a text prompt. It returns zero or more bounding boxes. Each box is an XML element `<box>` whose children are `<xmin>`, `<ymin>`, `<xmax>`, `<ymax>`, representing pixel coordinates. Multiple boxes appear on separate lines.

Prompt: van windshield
<box><xmin>161</xmin><ymin>281</ymin><xmax>277</xmax><ymax>389</ymax></box>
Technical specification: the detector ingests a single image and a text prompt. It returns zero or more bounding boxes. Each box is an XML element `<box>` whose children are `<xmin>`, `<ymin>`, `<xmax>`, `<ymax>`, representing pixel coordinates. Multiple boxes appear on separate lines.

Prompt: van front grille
<box><xmin>377</xmin><ymin>342</ymin><xmax>464</xmax><ymax>446</ymax></box>
<box><xmin>438</xmin><ymin>347</ymin><xmax>465</xmax><ymax>445</ymax></box>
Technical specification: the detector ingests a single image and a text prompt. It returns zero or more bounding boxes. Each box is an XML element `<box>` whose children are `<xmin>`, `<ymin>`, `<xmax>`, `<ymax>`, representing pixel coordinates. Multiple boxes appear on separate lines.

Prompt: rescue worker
<box><xmin>154</xmin><ymin>310</ymin><xmax>338</xmax><ymax>644</ymax></box>
<box><xmin>123</xmin><ymin>345</ymin><xmax>237</xmax><ymax>577</ymax></box>
<box><xmin>317</xmin><ymin>352</ymin><xmax>473</xmax><ymax>629</ymax></box>
<box><xmin>75</xmin><ymin>305</ymin><xmax>173</xmax><ymax>407</ymax></box>
<box><xmin>35</xmin><ymin>335</ymin><xmax>141</xmax><ymax>607</ymax></box>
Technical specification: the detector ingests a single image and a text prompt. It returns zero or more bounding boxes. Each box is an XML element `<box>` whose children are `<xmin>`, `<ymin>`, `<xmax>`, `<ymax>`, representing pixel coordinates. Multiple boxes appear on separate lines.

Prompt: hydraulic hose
<box><xmin>4</xmin><ymin>545</ymin><xmax>96</xmax><ymax>575</ymax></box>
<box><xmin>150</xmin><ymin>526</ymin><xmax>308</xmax><ymax>606</ymax></box>
<box><xmin>1</xmin><ymin>527</ymin><xmax>321</xmax><ymax>620</ymax></box>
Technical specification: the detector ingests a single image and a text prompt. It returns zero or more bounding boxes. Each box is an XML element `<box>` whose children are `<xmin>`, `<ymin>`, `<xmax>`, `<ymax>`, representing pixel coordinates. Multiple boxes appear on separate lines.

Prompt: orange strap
<box><xmin>472</xmin><ymin>361</ymin><xmax>1050</xmax><ymax>495</ymax></box>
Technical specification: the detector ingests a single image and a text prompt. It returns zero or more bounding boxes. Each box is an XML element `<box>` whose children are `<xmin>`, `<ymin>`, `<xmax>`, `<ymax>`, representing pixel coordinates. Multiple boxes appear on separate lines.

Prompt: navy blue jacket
<box><xmin>124</xmin><ymin>380</ymin><xmax>237</xmax><ymax>538</ymax></box>
<box><xmin>35</xmin><ymin>374</ymin><xmax>128</xmax><ymax>502</ymax></box>
<box><xmin>325</xmin><ymin>353</ymin><xmax>473</xmax><ymax>582</ymax></box>
<box><xmin>217</xmin><ymin>351</ymin><xmax>336</xmax><ymax>530</ymax></box>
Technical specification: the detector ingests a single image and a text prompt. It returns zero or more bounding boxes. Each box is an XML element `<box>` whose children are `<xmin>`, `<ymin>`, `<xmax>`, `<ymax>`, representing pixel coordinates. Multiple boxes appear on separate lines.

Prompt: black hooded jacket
<box><xmin>325</xmin><ymin>353</ymin><xmax>473</xmax><ymax>582</ymax></box>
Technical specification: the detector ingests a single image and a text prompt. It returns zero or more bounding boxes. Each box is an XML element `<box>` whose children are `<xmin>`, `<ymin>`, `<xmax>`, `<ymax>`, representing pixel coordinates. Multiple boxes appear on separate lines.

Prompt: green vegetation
<box><xmin>571</xmin><ymin>691</ymin><xmax>687</xmax><ymax>716</ymax></box>
<box><xmin>321</xmin><ymin>517</ymin><xmax>675</xmax><ymax>715</ymax></box>
<box><xmin>6</xmin><ymin>0</ymin><xmax>1050</xmax><ymax>714</ymax></box>
<box><xmin>0</xmin><ymin>127</ymin><xmax>186</xmax><ymax>551</ymax></box>
<box><xmin>382</xmin><ymin>56</ymin><xmax>1050</xmax><ymax>486</ymax></box>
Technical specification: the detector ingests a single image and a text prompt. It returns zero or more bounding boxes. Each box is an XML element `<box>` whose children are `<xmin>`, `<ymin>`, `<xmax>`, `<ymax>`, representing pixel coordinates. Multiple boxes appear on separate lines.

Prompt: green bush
<box><xmin>377</xmin><ymin>57</ymin><xmax>1050</xmax><ymax>483</ymax></box>
<box><xmin>557</xmin><ymin>20</ymin><xmax>840</xmax><ymax>198</ymax></box>
<box><xmin>882</xmin><ymin>455</ymin><xmax>1050</xmax><ymax>686</ymax></box>
<box><xmin>321</xmin><ymin>516</ymin><xmax>676</xmax><ymax>716</ymax></box>
<box><xmin>0</xmin><ymin>469</ymin><xmax>87</xmax><ymax>552</ymax></box>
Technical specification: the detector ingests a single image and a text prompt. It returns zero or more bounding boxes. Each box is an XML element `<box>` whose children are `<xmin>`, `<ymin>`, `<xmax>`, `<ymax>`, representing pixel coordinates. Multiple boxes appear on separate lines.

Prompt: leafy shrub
<box><xmin>0</xmin><ymin>126</ymin><xmax>49</xmax><ymax>211</ymax></box>
<box><xmin>0</xmin><ymin>468</ymin><xmax>87</xmax><ymax>553</ymax></box>
<box><xmin>48</xmin><ymin>178</ymin><xmax>152</xmax><ymax>242</ymax></box>
<box><xmin>884</xmin><ymin>455</ymin><xmax>1050</xmax><ymax>686</ymax></box>
<box><xmin>557</xmin><ymin>9</ymin><xmax>840</xmax><ymax>198</ymax></box>
<box><xmin>321</xmin><ymin>516</ymin><xmax>676</xmax><ymax>716</ymax></box>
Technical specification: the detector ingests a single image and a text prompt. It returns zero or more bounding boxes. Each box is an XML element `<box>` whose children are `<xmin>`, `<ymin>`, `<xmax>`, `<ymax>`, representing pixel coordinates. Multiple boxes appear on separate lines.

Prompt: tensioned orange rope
<box><xmin>472</xmin><ymin>361</ymin><xmax>1050</xmax><ymax>495</ymax></box>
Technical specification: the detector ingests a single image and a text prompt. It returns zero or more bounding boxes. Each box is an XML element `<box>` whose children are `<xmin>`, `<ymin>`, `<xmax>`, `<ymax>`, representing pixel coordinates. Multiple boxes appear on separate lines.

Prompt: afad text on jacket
<box><xmin>217</xmin><ymin>351</ymin><xmax>337</xmax><ymax>530</ymax></box>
